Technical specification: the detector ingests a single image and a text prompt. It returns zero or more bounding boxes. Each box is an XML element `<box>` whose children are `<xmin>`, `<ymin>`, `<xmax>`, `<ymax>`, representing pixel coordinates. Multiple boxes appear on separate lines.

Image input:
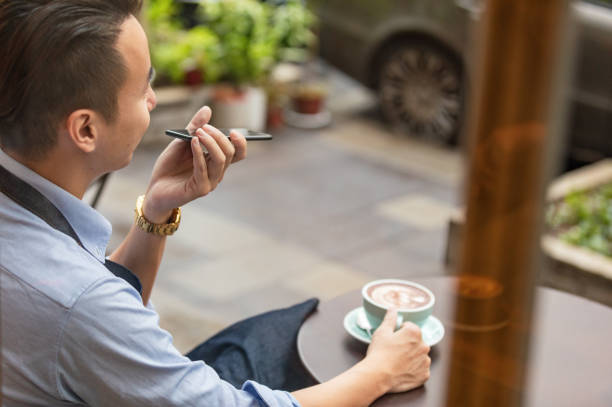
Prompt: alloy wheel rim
<box><xmin>380</xmin><ymin>46</ymin><xmax>463</xmax><ymax>143</ymax></box>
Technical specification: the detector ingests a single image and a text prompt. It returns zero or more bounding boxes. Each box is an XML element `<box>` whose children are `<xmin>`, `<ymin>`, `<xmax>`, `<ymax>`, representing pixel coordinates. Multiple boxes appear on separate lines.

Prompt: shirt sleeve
<box><xmin>56</xmin><ymin>277</ymin><xmax>300</xmax><ymax>407</ymax></box>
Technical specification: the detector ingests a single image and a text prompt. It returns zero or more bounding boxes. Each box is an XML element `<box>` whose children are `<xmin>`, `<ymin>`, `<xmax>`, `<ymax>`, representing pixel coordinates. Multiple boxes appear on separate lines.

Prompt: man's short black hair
<box><xmin>0</xmin><ymin>0</ymin><xmax>143</xmax><ymax>159</ymax></box>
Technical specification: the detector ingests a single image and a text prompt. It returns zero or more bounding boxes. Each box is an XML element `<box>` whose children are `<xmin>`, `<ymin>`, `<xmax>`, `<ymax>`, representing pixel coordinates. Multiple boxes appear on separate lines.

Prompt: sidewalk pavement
<box><xmin>92</xmin><ymin>74</ymin><xmax>464</xmax><ymax>353</ymax></box>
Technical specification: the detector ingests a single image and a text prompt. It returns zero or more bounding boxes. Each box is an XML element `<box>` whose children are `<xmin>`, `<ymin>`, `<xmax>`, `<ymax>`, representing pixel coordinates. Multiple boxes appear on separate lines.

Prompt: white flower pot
<box><xmin>209</xmin><ymin>85</ymin><xmax>267</xmax><ymax>131</ymax></box>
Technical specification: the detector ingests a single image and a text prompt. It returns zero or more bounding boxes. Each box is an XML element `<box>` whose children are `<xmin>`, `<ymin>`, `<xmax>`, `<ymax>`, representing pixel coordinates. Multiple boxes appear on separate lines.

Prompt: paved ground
<box><xmin>90</xmin><ymin>71</ymin><xmax>464</xmax><ymax>353</ymax></box>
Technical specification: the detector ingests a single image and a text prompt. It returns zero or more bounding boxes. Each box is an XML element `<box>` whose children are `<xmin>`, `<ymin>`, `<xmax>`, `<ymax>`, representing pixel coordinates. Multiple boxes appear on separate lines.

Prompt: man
<box><xmin>0</xmin><ymin>1</ymin><xmax>431</xmax><ymax>406</ymax></box>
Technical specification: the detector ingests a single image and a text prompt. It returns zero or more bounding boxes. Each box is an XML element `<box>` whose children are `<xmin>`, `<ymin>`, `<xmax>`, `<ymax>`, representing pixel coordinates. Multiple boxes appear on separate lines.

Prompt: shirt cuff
<box><xmin>241</xmin><ymin>380</ymin><xmax>301</xmax><ymax>407</ymax></box>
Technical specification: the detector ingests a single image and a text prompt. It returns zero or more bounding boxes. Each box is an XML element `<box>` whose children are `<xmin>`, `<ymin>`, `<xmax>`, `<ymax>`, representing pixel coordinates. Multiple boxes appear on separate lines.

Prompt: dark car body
<box><xmin>310</xmin><ymin>0</ymin><xmax>612</xmax><ymax>166</ymax></box>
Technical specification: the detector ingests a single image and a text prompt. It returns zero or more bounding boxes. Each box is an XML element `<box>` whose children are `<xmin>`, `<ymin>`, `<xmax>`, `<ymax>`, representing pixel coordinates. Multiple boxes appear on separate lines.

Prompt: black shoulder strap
<box><xmin>0</xmin><ymin>164</ymin><xmax>142</xmax><ymax>296</ymax></box>
<box><xmin>0</xmin><ymin>164</ymin><xmax>84</xmax><ymax>247</ymax></box>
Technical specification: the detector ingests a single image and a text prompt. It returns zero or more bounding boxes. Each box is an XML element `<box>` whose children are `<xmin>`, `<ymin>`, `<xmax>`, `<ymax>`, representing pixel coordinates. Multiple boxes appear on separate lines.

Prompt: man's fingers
<box><xmin>203</xmin><ymin>124</ymin><xmax>235</xmax><ymax>172</ymax></box>
<box><xmin>228</xmin><ymin>130</ymin><xmax>247</xmax><ymax>162</ymax></box>
<box><xmin>196</xmin><ymin>129</ymin><xmax>225</xmax><ymax>184</ymax></box>
<box><xmin>186</xmin><ymin>106</ymin><xmax>212</xmax><ymax>134</ymax></box>
<box><xmin>191</xmin><ymin>132</ymin><xmax>209</xmax><ymax>190</ymax></box>
<box><xmin>401</xmin><ymin>321</ymin><xmax>421</xmax><ymax>331</ymax></box>
<box><xmin>398</xmin><ymin>321</ymin><xmax>424</xmax><ymax>342</ymax></box>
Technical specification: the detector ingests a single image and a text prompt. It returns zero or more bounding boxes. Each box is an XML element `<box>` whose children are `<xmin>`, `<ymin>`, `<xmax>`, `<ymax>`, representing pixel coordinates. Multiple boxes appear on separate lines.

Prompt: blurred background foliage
<box><xmin>145</xmin><ymin>0</ymin><xmax>316</xmax><ymax>86</ymax></box>
<box><xmin>547</xmin><ymin>184</ymin><xmax>612</xmax><ymax>257</ymax></box>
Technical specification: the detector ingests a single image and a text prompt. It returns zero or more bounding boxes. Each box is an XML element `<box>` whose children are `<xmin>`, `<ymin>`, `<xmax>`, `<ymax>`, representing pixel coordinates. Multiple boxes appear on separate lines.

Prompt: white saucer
<box><xmin>343</xmin><ymin>307</ymin><xmax>445</xmax><ymax>346</ymax></box>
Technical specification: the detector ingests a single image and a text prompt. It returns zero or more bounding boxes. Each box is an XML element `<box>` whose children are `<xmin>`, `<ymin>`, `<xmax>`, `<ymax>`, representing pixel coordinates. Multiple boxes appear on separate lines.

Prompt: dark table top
<box><xmin>297</xmin><ymin>276</ymin><xmax>612</xmax><ymax>406</ymax></box>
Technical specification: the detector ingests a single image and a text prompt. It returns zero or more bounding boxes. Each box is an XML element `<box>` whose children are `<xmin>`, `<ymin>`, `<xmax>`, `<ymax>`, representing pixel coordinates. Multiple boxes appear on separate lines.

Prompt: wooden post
<box><xmin>444</xmin><ymin>0</ymin><xmax>573</xmax><ymax>406</ymax></box>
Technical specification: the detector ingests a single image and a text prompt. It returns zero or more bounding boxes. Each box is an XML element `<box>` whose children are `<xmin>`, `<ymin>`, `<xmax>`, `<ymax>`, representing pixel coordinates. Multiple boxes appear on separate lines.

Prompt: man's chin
<box><xmin>112</xmin><ymin>152</ymin><xmax>134</xmax><ymax>172</ymax></box>
<box><xmin>120</xmin><ymin>153</ymin><xmax>134</xmax><ymax>169</ymax></box>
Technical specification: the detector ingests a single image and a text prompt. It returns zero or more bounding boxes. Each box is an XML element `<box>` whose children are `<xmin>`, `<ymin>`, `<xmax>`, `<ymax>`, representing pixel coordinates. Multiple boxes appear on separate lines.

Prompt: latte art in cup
<box><xmin>362</xmin><ymin>279</ymin><xmax>435</xmax><ymax>331</ymax></box>
<box><xmin>367</xmin><ymin>283</ymin><xmax>431</xmax><ymax>309</ymax></box>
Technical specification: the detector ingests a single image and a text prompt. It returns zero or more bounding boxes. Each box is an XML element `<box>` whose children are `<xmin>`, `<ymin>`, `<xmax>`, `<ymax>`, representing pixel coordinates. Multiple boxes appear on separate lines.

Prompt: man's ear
<box><xmin>64</xmin><ymin>109</ymin><xmax>103</xmax><ymax>153</ymax></box>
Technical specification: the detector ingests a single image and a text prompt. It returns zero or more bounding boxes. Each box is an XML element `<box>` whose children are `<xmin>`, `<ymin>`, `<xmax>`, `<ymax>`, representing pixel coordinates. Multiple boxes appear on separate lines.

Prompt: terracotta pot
<box><xmin>184</xmin><ymin>68</ymin><xmax>204</xmax><ymax>86</ymax></box>
<box><xmin>293</xmin><ymin>96</ymin><xmax>323</xmax><ymax>114</ymax></box>
<box><xmin>267</xmin><ymin>105</ymin><xmax>284</xmax><ymax>129</ymax></box>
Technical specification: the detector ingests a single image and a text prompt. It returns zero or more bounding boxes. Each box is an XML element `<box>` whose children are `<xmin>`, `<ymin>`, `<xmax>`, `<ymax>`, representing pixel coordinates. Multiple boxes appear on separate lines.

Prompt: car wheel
<box><xmin>377</xmin><ymin>40</ymin><xmax>464</xmax><ymax>145</ymax></box>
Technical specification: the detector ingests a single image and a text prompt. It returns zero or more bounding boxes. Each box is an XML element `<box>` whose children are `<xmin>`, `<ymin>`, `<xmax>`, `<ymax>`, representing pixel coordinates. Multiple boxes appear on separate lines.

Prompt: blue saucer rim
<box><xmin>343</xmin><ymin>307</ymin><xmax>445</xmax><ymax>346</ymax></box>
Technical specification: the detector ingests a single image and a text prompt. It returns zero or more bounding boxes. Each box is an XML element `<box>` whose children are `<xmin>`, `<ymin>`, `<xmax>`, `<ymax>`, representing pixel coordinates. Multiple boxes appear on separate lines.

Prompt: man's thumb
<box><xmin>380</xmin><ymin>307</ymin><xmax>398</xmax><ymax>331</ymax></box>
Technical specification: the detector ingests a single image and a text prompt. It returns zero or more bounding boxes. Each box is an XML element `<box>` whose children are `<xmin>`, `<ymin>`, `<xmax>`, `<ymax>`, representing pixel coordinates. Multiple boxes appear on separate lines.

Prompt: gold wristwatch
<box><xmin>134</xmin><ymin>195</ymin><xmax>181</xmax><ymax>236</ymax></box>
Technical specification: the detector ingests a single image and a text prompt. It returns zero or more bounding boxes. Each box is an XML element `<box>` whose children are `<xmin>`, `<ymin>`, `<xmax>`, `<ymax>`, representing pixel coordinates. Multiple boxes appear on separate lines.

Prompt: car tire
<box><xmin>377</xmin><ymin>39</ymin><xmax>465</xmax><ymax>145</ymax></box>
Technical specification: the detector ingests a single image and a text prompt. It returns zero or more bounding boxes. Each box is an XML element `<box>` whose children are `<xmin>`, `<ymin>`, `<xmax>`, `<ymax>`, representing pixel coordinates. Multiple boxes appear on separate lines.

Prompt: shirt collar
<box><xmin>0</xmin><ymin>147</ymin><xmax>111</xmax><ymax>262</ymax></box>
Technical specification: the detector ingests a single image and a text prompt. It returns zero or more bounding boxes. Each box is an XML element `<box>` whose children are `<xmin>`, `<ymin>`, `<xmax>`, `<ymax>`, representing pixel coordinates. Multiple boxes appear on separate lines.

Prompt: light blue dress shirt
<box><xmin>0</xmin><ymin>148</ymin><xmax>301</xmax><ymax>407</ymax></box>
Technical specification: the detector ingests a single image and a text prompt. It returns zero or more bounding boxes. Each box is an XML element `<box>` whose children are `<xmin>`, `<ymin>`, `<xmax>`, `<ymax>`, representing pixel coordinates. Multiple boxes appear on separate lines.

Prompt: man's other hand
<box><xmin>143</xmin><ymin>106</ymin><xmax>247</xmax><ymax>223</ymax></box>
<box><xmin>364</xmin><ymin>308</ymin><xmax>431</xmax><ymax>393</ymax></box>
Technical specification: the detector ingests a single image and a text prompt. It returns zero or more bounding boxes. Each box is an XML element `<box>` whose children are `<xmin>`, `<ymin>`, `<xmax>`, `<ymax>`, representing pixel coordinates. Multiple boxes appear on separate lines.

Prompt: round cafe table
<box><xmin>297</xmin><ymin>276</ymin><xmax>612</xmax><ymax>406</ymax></box>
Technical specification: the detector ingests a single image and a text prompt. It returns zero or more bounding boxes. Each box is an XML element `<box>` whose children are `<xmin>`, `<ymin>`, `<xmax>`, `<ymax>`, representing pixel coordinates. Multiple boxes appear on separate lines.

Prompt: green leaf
<box><xmin>549</xmin><ymin>182</ymin><xmax>612</xmax><ymax>258</ymax></box>
<box><xmin>144</xmin><ymin>0</ymin><xmax>316</xmax><ymax>85</ymax></box>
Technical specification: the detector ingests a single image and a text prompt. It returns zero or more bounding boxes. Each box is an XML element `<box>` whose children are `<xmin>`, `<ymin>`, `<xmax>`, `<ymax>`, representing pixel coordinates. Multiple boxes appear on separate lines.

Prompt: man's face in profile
<box><xmin>96</xmin><ymin>15</ymin><xmax>157</xmax><ymax>172</ymax></box>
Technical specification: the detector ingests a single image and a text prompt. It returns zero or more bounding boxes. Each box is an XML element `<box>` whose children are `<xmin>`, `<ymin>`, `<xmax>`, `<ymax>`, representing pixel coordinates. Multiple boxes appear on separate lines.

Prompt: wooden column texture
<box><xmin>444</xmin><ymin>1</ymin><xmax>572</xmax><ymax>406</ymax></box>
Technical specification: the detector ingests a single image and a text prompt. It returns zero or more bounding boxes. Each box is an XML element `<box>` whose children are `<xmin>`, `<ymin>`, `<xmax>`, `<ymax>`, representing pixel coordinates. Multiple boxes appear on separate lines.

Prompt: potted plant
<box><xmin>541</xmin><ymin>160</ymin><xmax>612</xmax><ymax>307</ymax></box>
<box><xmin>546</xmin><ymin>181</ymin><xmax>612</xmax><ymax>259</ymax></box>
<box><xmin>146</xmin><ymin>0</ymin><xmax>223</xmax><ymax>86</ymax></box>
<box><xmin>269</xmin><ymin>0</ymin><xmax>317</xmax><ymax>65</ymax></box>
<box><xmin>197</xmin><ymin>0</ymin><xmax>277</xmax><ymax>130</ymax></box>
<box><xmin>144</xmin><ymin>0</ymin><xmax>317</xmax><ymax>131</ymax></box>
<box><xmin>266</xmin><ymin>0</ymin><xmax>318</xmax><ymax>127</ymax></box>
<box><xmin>445</xmin><ymin>159</ymin><xmax>612</xmax><ymax>307</ymax></box>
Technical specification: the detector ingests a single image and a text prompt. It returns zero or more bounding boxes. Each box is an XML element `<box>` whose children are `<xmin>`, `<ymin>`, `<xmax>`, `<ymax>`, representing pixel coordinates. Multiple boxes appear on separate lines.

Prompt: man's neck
<box><xmin>4</xmin><ymin>148</ymin><xmax>96</xmax><ymax>199</ymax></box>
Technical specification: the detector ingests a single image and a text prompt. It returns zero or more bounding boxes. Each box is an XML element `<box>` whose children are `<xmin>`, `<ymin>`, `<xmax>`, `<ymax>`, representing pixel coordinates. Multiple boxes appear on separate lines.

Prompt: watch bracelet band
<box><xmin>134</xmin><ymin>195</ymin><xmax>181</xmax><ymax>236</ymax></box>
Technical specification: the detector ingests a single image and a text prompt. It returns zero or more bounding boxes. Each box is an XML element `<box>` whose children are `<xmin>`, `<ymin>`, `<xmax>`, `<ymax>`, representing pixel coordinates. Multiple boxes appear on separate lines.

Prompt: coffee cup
<box><xmin>362</xmin><ymin>279</ymin><xmax>435</xmax><ymax>331</ymax></box>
